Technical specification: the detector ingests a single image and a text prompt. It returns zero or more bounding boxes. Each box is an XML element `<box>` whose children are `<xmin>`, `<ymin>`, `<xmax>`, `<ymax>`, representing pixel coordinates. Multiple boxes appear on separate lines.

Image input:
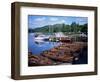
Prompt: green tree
<box><xmin>71</xmin><ymin>22</ymin><xmax>77</xmax><ymax>33</ymax></box>
<box><xmin>81</xmin><ymin>24</ymin><xmax>87</xmax><ymax>34</ymax></box>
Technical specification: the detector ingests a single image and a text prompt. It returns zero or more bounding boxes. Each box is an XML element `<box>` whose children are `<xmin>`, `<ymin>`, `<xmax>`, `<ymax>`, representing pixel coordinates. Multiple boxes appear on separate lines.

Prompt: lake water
<box><xmin>28</xmin><ymin>33</ymin><xmax>88</xmax><ymax>64</ymax></box>
<box><xmin>28</xmin><ymin>33</ymin><xmax>60</xmax><ymax>55</ymax></box>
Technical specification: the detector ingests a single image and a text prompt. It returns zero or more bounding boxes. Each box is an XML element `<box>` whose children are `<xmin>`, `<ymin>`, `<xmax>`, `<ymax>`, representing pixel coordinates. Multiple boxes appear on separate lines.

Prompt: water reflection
<box><xmin>34</xmin><ymin>40</ymin><xmax>45</xmax><ymax>46</ymax></box>
<box><xmin>28</xmin><ymin>33</ymin><xmax>60</xmax><ymax>55</ymax></box>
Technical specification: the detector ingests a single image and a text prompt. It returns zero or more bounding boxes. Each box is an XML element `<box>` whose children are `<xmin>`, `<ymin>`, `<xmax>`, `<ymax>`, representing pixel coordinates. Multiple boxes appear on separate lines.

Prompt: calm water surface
<box><xmin>28</xmin><ymin>33</ymin><xmax>88</xmax><ymax>64</ymax></box>
<box><xmin>28</xmin><ymin>33</ymin><xmax>60</xmax><ymax>55</ymax></box>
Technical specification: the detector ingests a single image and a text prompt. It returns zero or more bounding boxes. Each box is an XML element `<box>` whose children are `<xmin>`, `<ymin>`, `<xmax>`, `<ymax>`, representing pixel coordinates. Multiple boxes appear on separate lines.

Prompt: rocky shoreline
<box><xmin>28</xmin><ymin>42</ymin><xmax>87</xmax><ymax>66</ymax></box>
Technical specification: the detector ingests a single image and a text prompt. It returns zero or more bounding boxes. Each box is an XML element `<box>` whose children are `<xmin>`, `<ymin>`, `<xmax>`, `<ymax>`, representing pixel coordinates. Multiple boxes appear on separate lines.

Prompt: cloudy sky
<box><xmin>28</xmin><ymin>15</ymin><xmax>88</xmax><ymax>29</ymax></box>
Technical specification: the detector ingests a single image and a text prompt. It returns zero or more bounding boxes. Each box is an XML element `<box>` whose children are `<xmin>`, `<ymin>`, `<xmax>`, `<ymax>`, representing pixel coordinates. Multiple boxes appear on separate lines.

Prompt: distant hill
<box><xmin>28</xmin><ymin>23</ymin><xmax>87</xmax><ymax>33</ymax></box>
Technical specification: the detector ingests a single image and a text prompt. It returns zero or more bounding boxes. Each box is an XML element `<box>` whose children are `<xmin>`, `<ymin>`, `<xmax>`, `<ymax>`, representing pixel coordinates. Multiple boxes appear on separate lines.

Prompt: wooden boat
<box><xmin>59</xmin><ymin>37</ymin><xmax>72</xmax><ymax>43</ymax></box>
<box><xmin>41</xmin><ymin>48</ymin><xmax>74</xmax><ymax>62</ymax></box>
<box><xmin>28</xmin><ymin>54</ymin><xmax>55</xmax><ymax>66</ymax></box>
<box><xmin>28</xmin><ymin>42</ymin><xmax>87</xmax><ymax>66</ymax></box>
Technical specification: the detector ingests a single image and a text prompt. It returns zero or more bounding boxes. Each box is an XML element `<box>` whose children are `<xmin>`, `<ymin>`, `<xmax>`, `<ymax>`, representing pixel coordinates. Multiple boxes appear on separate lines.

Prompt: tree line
<box><xmin>29</xmin><ymin>22</ymin><xmax>87</xmax><ymax>34</ymax></box>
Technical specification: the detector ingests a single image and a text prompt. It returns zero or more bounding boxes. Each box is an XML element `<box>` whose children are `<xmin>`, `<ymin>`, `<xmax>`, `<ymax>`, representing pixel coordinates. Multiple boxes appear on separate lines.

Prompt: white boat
<box><xmin>79</xmin><ymin>33</ymin><xmax>87</xmax><ymax>37</ymax></box>
<box><xmin>55</xmin><ymin>32</ymin><xmax>68</xmax><ymax>38</ymax></box>
<box><xmin>34</xmin><ymin>35</ymin><xmax>49</xmax><ymax>41</ymax></box>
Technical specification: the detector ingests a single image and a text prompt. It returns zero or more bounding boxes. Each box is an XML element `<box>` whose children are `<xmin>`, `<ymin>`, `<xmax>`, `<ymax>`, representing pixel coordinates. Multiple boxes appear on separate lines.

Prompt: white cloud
<box><xmin>76</xmin><ymin>17</ymin><xmax>87</xmax><ymax>22</ymax></box>
<box><xmin>34</xmin><ymin>17</ymin><xmax>46</xmax><ymax>21</ymax></box>
<box><xmin>60</xmin><ymin>20</ymin><xmax>66</xmax><ymax>23</ymax></box>
<box><xmin>50</xmin><ymin>19</ymin><xmax>66</xmax><ymax>25</ymax></box>
<box><xmin>31</xmin><ymin>17</ymin><xmax>67</xmax><ymax>28</ymax></box>
<box><xmin>49</xmin><ymin>17</ymin><xmax>58</xmax><ymax>21</ymax></box>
